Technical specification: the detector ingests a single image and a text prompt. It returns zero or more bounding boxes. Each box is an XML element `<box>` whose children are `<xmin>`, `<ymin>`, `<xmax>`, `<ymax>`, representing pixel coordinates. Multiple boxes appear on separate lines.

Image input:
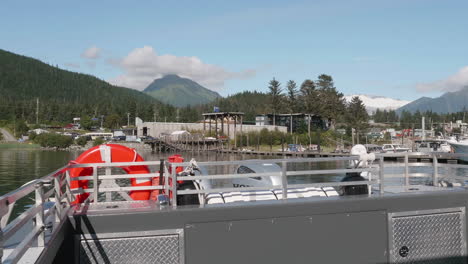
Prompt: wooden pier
<box><xmin>143</xmin><ymin>137</ymin><xmax>225</xmax><ymax>152</ymax></box>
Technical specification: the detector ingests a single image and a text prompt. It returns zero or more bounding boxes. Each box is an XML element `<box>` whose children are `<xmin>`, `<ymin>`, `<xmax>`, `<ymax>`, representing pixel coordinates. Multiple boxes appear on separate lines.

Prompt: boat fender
<box><xmin>68</xmin><ymin>144</ymin><xmax>152</xmax><ymax>203</ymax></box>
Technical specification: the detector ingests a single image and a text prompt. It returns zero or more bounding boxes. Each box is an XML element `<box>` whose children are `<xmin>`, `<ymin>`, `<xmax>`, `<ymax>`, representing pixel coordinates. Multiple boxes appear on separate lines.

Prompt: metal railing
<box><xmin>0</xmin><ymin>165</ymin><xmax>71</xmax><ymax>264</ymax></box>
<box><xmin>2</xmin><ymin>152</ymin><xmax>468</xmax><ymax>263</ymax></box>
<box><xmin>174</xmin><ymin>156</ymin><xmax>380</xmax><ymax>205</ymax></box>
<box><xmin>377</xmin><ymin>152</ymin><xmax>468</xmax><ymax>189</ymax></box>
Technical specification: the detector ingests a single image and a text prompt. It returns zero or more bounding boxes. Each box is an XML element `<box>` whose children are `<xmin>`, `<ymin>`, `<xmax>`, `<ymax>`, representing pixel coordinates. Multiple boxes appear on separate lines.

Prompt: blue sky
<box><xmin>1</xmin><ymin>0</ymin><xmax>467</xmax><ymax>100</ymax></box>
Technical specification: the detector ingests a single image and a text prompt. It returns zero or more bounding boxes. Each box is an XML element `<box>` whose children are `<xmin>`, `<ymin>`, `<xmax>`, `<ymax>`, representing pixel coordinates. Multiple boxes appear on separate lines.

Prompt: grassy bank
<box><xmin>0</xmin><ymin>142</ymin><xmax>41</xmax><ymax>149</ymax></box>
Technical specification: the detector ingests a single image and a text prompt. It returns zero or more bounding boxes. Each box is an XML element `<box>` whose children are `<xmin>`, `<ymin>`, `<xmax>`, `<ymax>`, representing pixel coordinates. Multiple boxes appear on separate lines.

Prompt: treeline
<box><xmin>0</xmin><ymin>49</ymin><xmax>178</xmax><ymax>127</ymax></box>
<box><xmin>373</xmin><ymin>109</ymin><xmax>468</xmax><ymax>128</ymax></box>
<box><xmin>0</xmin><ymin>49</ymin><xmax>370</xmax><ymax>132</ymax></box>
<box><xmin>180</xmin><ymin>75</ymin><xmax>369</xmax><ymax>130</ymax></box>
<box><xmin>234</xmin><ymin>128</ymin><xmax>346</xmax><ymax>149</ymax></box>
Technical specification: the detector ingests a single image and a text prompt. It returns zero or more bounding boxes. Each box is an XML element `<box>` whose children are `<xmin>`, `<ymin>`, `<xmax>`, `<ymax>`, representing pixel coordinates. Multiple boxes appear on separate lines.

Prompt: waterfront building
<box><xmin>255</xmin><ymin>113</ymin><xmax>327</xmax><ymax>133</ymax></box>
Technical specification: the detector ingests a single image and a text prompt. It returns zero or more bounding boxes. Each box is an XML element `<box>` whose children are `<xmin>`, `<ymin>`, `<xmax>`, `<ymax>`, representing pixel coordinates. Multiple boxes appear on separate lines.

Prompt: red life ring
<box><xmin>69</xmin><ymin>144</ymin><xmax>152</xmax><ymax>203</ymax></box>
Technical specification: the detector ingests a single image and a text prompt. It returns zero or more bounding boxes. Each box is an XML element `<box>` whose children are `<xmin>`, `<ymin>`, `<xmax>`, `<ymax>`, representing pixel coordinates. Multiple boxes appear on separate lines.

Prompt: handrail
<box><xmin>0</xmin><ymin>165</ymin><xmax>71</xmax><ymax>264</ymax></box>
<box><xmin>3</xmin><ymin>151</ymin><xmax>468</xmax><ymax>263</ymax></box>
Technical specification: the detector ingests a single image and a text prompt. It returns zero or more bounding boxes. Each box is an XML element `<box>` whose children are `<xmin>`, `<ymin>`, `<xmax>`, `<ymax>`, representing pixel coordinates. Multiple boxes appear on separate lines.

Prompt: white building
<box><xmin>137</xmin><ymin>121</ymin><xmax>287</xmax><ymax>139</ymax></box>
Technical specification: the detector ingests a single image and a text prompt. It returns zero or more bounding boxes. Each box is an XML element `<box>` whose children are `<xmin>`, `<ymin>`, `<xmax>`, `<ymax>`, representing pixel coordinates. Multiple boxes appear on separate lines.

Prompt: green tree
<box><xmin>75</xmin><ymin>136</ymin><xmax>88</xmax><ymax>146</ymax></box>
<box><xmin>15</xmin><ymin>119</ymin><xmax>29</xmax><ymax>136</ymax></box>
<box><xmin>299</xmin><ymin>79</ymin><xmax>318</xmax><ymax>114</ymax></box>
<box><xmin>104</xmin><ymin>114</ymin><xmax>121</xmax><ymax>129</ymax></box>
<box><xmin>347</xmin><ymin>96</ymin><xmax>369</xmax><ymax>133</ymax></box>
<box><xmin>315</xmin><ymin>74</ymin><xmax>345</xmax><ymax>129</ymax></box>
<box><xmin>93</xmin><ymin>137</ymin><xmax>105</xmax><ymax>146</ymax></box>
<box><xmin>268</xmin><ymin>78</ymin><xmax>283</xmax><ymax>116</ymax></box>
<box><xmin>400</xmin><ymin>110</ymin><xmax>413</xmax><ymax>128</ymax></box>
<box><xmin>34</xmin><ymin>133</ymin><xmax>73</xmax><ymax>148</ymax></box>
<box><xmin>286</xmin><ymin>80</ymin><xmax>298</xmax><ymax>113</ymax></box>
<box><xmin>80</xmin><ymin>116</ymin><xmax>94</xmax><ymax>130</ymax></box>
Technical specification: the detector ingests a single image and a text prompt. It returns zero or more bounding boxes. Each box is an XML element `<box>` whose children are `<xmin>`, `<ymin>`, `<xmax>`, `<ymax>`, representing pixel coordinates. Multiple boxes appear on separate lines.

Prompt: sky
<box><xmin>1</xmin><ymin>0</ymin><xmax>467</xmax><ymax>101</ymax></box>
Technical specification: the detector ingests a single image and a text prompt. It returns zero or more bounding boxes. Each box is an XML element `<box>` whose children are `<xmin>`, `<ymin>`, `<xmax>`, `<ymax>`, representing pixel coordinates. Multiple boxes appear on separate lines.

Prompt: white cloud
<box><xmin>81</xmin><ymin>46</ymin><xmax>101</xmax><ymax>59</ymax></box>
<box><xmin>416</xmin><ymin>66</ymin><xmax>468</xmax><ymax>92</ymax></box>
<box><xmin>108</xmin><ymin>46</ymin><xmax>255</xmax><ymax>91</ymax></box>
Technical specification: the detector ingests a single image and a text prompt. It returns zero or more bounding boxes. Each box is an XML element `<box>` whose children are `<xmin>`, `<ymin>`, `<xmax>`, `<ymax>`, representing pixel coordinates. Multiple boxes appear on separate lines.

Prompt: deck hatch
<box><xmin>79</xmin><ymin>230</ymin><xmax>184</xmax><ymax>264</ymax></box>
<box><xmin>389</xmin><ymin>207</ymin><xmax>466</xmax><ymax>263</ymax></box>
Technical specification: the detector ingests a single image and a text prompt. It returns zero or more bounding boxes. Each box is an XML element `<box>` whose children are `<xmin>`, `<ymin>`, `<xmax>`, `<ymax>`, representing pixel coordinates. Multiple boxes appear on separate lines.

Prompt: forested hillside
<box><xmin>0</xmin><ymin>49</ymin><xmax>176</xmax><ymax>126</ymax></box>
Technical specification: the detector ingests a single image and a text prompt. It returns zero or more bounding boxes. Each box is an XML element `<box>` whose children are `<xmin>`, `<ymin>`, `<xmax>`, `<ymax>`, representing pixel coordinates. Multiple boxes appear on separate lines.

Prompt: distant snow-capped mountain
<box><xmin>344</xmin><ymin>94</ymin><xmax>411</xmax><ymax>113</ymax></box>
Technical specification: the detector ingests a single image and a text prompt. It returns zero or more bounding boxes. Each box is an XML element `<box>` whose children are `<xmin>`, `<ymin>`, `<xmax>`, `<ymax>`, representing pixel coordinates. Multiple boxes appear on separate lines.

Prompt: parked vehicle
<box><xmin>287</xmin><ymin>144</ymin><xmax>305</xmax><ymax>152</ymax></box>
<box><xmin>382</xmin><ymin>144</ymin><xmax>410</xmax><ymax>153</ymax></box>
<box><xmin>112</xmin><ymin>135</ymin><xmax>126</xmax><ymax>141</ymax></box>
<box><xmin>363</xmin><ymin>144</ymin><xmax>384</xmax><ymax>153</ymax></box>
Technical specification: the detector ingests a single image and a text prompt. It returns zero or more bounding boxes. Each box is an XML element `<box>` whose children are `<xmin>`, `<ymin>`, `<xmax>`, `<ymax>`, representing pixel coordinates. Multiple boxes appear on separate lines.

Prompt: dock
<box><xmin>218</xmin><ymin>149</ymin><xmax>464</xmax><ymax>164</ymax></box>
<box><xmin>143</xmin><ymin>137</ymin><xmax>224</xmax><ymax>152</ymax></box>
<box><xmin>217</xmin><ymin>149</ymin><xmax>351</xmax><ymax>158</ymax></box>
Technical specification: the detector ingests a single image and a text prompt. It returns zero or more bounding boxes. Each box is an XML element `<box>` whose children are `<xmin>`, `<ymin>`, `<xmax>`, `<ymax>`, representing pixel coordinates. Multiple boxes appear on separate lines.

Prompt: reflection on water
<box><xmin>2</xmin><ymin>148</ymin><xmax>468</xmax><ymax>219</ymax></box>
<box><xmin>4</xmin><ymin>148</ymin><xmax>467</xmax><ymax>198</ymax></box>
<box><xmin>0</xmin><ymin>149</ymin><xmax>80</xmax><ymax>196</ymax></box>
<box><xmin>0</xmin><ymin>149</ymin><xmax>350</xmax><ymax>196</ymax></box>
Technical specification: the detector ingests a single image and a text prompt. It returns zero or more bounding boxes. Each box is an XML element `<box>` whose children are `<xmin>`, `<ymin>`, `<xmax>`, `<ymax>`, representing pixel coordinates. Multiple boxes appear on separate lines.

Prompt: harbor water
<box><xmin>0</xmin><ymin>149</ymin><xmax>347</xmax><ymax>196</ymax></box>
<box><xmin>3</xmin><ymin>149</ymin><xmax>468</xmax><ymax>196</ymax></box>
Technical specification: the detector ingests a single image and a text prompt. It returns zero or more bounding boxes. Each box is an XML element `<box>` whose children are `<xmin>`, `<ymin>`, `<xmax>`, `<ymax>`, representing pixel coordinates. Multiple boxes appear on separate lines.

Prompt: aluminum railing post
<box><xmin>35</xmin><ymin>182</ymin><xmax>45</xmax><ymax>247</ymax></box>
<box><xmin>164</xmin><ymin>166</ymin><xmax>170</xmax><ymax>196</ymax></box>
<box><xmin>379</xmin><ymin>157</ymin><xmax>385</xmax><ymax>194</ymax></box>
<box><xmin>0</xmin><ymin>198</ymin><xmax>9</xmax><ymax>262</ymax></box>
<box><xmin>281</xmin><ymin>161</ymin><xmax>287</xmax><ymax>199</ymax></box>
<box><xmin>54</xmin><ymin>176</ymin><xmax>62</xmax><ymax>221</ymax></box>
<box><xmin>367</xmin><ymin>167</ymin><xmax>372</xmax><ymax>197</ymax></box>
<box><xmin>171</xmin><ymin>164</ymin><xmax>177</xmax><ymax>207</ymax></box>
<box><xmin>93</xmin><ymin>166</ymin><xmax>98</xmax><ymax>203</ymax></box>
<box><xmin>0</xmin><ymin>226</ymin><xmax>3</xmax><ymax>263</ymax></box>
<box><xmin>105</xmin><ymin>166</ymin><xmax>112</xmax><ymax>202</ymax></box>
<box><xmin>404</xmin><ymin>153</ymin><xmax>409</xmax><ymax>188</ymax></box>
<box><xmin>65</xmin><ymin>170</ymin><xmax>73</xmax><ymax>204</ymax></box>
<box><xmin>433</xmin><ymin>154</ymin><xmax>439</xmax><ymax>187</ymax></box>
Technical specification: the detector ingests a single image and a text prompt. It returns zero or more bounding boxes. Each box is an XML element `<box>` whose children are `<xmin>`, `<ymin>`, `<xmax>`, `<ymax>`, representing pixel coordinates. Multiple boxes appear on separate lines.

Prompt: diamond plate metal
<box><xmin>80</xmin><ymin>235</ymin><xmax>180</xmax><ymax>264</ymax></box>
<box><xmin>390</xmin><ymin>210</ymin><xmax>466</xmax><ymax>264</ymax></box>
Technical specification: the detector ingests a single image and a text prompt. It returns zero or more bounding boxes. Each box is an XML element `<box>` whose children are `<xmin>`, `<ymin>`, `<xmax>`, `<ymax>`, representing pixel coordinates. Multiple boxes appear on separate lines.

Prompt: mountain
<box><xmin>344</xmin><ymin>94</ymin><xmax>411</xmax><ymax>113</ymax></box>
<box><xmin>0</xmin><ymin>49</ymin><xmax>174</xmax><ymax>124</ymax></box>
<box><xmin>396</xmin><ymin>87</ymin><xmax>468</xmax><ymax>114</ymax></box>
<box><xmin>144</xmin><ymin>74</ymin><xmax>221</xmax><ymax>107</ymax></box>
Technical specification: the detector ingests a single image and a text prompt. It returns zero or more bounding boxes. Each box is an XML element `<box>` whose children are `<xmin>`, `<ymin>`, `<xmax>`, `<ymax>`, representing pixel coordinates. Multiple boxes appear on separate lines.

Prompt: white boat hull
<box><xmin>448</xmin><ymin>141</ymin><xmax>468</xmax><ymax>161</ymax></box>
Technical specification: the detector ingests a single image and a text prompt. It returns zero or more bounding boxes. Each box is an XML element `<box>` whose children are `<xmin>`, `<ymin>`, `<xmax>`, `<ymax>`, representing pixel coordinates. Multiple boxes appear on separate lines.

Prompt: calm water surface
<box><xmin>3</xmin><ymin>147</ymin><xmax>468</xmax><ymax>220</ymax></box>
<box><xmin>0</xmin><ymin>149</ymin><xmax>347</xmax><ymax>196</ymax></box>
<box><xmin>3</xmin><ymin>148</ymin><xmax>466</xmax><ymax>197</ymax></box>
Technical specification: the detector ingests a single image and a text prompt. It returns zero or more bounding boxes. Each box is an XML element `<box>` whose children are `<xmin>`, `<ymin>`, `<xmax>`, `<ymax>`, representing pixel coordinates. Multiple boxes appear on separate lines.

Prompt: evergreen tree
<box><xmin>286</xmin><ymin>80</ymin><xmax>298</xmax><ymax>113</ymax></box>
<box><xmin>315</xmin><ymin>74</ymin><xmax>345</xmax><ymax>129</ymax></box>
<box><xmin>299</xmin><ymin>79</ymin><xmax>318</xmax><ymax>114</ymax></box>
<box><xmin>268</xmin><ymin>78</ymin><xmax>283</xmax><ymax>115</ymax></box>
<box><xmin>347</xmin><ymin>96</ymin><xmax>369</xmax><ymax>132</ymax></box>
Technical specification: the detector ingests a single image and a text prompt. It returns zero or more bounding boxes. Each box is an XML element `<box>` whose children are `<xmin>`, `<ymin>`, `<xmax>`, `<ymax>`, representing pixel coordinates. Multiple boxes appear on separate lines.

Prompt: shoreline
<box><xmin>0</xmin><ymin>141</ymin><xmax>153</xmax><ymax>152</ymax></box>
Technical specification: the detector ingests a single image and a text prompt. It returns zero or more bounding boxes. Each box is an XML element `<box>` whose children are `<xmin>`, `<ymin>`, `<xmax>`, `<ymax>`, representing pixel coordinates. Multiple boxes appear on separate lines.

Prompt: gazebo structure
<box><xmin>202</xmin><ymin>112</ymin><xmax>244</xmax><ymax>146</ymax></box>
